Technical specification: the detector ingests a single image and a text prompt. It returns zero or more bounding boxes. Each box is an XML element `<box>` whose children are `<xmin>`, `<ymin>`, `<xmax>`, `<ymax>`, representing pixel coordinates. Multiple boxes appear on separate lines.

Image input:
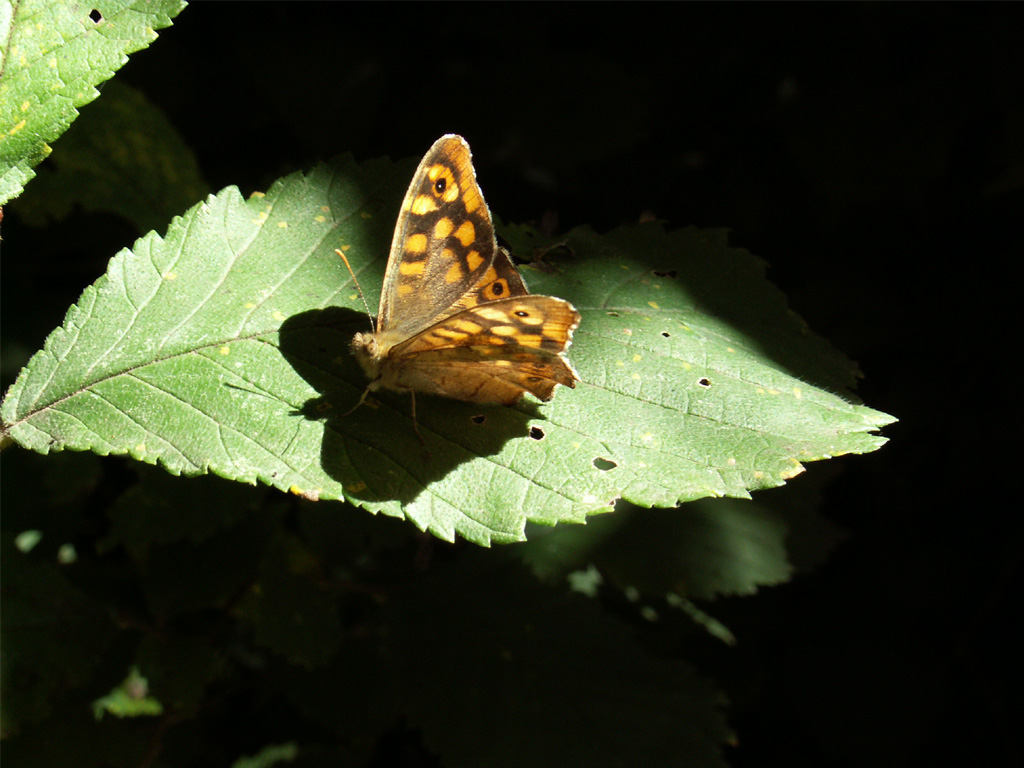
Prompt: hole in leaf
<box><xmin>529</xmin><ymin>426</ymin><xmax>545</xmax><ymax>440</ymax></box>
<box><xmin>471</xmin><ymin>414</ymin><xmax>486</xmax><ymax>424</ymax></box>
<box><xmin>593</xmin><ymin>457</ymin><xmax>617</xmax><ymax>471</ymax></box>
<box><xmin>697</xmin><ymin>377</ymin><xmax>711</xmax><ymax>388</ymax></box>
<box><xmin>652</xmin><ymin>269</ymin><xmax>678</xmax><ymax>278</ymax></box>
<box><xmin>661</xmin><ymin>331</ymin><xmax>671</xmax><ymax>338</ymax></box>
<box><xmin>89</xmin><ymin>8</ymin><xmax>102</xmax><ymax>22</ymax></box>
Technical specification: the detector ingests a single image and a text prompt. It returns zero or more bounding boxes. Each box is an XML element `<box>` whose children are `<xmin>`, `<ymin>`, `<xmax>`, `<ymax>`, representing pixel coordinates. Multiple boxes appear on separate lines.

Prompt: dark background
<box><xmin>4</xmin><ymin>3</ymin><xmax>1021</xmax><ymax>766</ymax></box>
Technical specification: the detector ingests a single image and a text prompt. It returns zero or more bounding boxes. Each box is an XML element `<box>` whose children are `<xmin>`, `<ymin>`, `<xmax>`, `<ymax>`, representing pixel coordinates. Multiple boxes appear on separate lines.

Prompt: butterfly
<box><xmin>345</xmin><ymin>135</ymin><xmax>580</xmax><ymax>428</ymax></box>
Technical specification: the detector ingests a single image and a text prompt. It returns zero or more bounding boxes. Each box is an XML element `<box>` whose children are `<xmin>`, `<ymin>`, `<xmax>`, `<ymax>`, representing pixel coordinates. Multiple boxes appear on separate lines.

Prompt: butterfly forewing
<box><xmin>377</xmin><ymin>136</ymin><xmax>499</xmax><ymax>337</ymax></box>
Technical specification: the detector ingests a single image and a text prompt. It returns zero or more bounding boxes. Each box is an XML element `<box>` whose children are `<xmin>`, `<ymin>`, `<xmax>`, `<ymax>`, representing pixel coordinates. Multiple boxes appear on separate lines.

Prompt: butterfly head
<box><xmin>351</xmin><ymin>331</ymin><xmax>382</xmax><ymax>380</ymax></box>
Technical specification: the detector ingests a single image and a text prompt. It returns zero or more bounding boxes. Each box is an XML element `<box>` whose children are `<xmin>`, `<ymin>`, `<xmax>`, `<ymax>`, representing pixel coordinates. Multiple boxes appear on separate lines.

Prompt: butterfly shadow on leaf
<box><xmin>280</xmin><ymin>308</ymin><xmax>540</xmax><ymax>508</ymax></box>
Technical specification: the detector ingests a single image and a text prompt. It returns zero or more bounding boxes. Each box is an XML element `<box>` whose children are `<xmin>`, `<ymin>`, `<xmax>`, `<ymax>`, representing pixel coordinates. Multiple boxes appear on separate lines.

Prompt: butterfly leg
<box><xmin>409</xmin><ymin>390</ymin><xmax>426</xmax><ymax>445</ymax></box>
<box><xmin>342</xmin><ymin>385</ymin><xmax>371</xmax><ymax>417</ymax></box>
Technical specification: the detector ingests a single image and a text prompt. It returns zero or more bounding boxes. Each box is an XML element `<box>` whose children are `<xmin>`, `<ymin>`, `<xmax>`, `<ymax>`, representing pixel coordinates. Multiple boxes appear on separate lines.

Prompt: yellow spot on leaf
<box><xmin>623</xmin><ymin>329</ymin><xmax>633</xmax><ymax>336</ymax></box>
<box><xmin>21</xmin><ymin>101</ymin><xmax>30</xmax><ymax>111</ymax></box>
<box><xmin>339</xmin><ymin>244</ymin><xmax>351</xmax><ymax>251</ymax></box>
<box><xmin>245</xmin><ymin>302</ymin><xmax>256</xmax><ymax>309</ymax></box>
<box><xmin>780</xmin><ymin>461</ymin><xmax>805</xmax><ymax>480</ymax></box>
<box><xmin>314</xmin><ymin>215</ymin><xmax>326</xmax><ymax>223</ymax></box>
<box><xmin>164</xmin><ymin>272</ymin><xmax>177</xmax><ymax>280</ymax></box>
<box><xmin>277</xmin><ymin>221</ymin><xmax>288</xmax><ymax>228</ymax></box>
<box><xmin>648</xmin><ymin>301</ymin><xmax>659</xmax><ymax>309</ymax></box>
<box><xmin>273</xmin><ymin>311</ymin><xmax>286</xmax><ymax>321</ymax></box>
<box><xmin>8</xmin><ymin>120</ymin><xmax>26</xmax><ymax>135</ymax></box>
<box><xmin>250</xmin><ymin>191</ymin><xmax>265</xmax><ymax>199</ymax></box>
<box><xmin>632</xmin><ymin>373</ymin><xmax>641</xmax><ymax>380</ymax></box>
<box><xmin>632</xmin><ymin>354</ymin><xmax>642</xmax><ymax>362</ymax></box>
<box><xmin>219</xmin><ymin>346</ymin><xmax>230</xmax><ymax>355</ymax></box>
<box><xmin>792</xmin><ymin>387</ymin><xmax>803</xmax><ymax>399</ymax></box>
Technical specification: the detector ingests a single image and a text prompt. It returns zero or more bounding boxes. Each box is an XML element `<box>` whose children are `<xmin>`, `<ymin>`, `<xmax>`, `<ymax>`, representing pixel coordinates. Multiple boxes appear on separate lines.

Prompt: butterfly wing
<box><xmin>377</xmin><ymin>135</ymin><xmax>502</xmax><ymax>338</ymax></box>
<box><xmin>355</xmin><ymin>134</ymin><xmax>580</xmax><ymax>408</ymax></box>
<box><xmin>384</xmin><ymin>295</ymin><xmax>581</xmax><ymax>403</ymax></box>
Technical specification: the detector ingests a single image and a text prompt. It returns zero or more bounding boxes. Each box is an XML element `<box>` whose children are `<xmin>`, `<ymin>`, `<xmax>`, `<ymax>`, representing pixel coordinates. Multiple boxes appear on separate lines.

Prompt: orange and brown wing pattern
<box><xmin>385</xmin><ymin>298</ymin><xmax>580</xmax><ymax>404</ymax></box>
<box><xmin>393</xmin><ymin>296</ymin><xmax>579</xmax><ymax>357</ymax></box>
<box><xmin>444</xmin><ymin>245</ymin><xmax>530</xmax><ymax>318</ymax></box>
<box><xmin>388</xmin><ymin>294</ymin><xmax>581</xmax><ymax>401</ymax></box>
<box><xmin>351</xmin><ymin>134</ymin><xmax>581</xmax><ymax>412</ymax></box>
<box><xmin>377</xmin><ymin>135</ymin><xmax>499</xmax><ymax>337</ymax></box>
<box><xmin>383</xmin><ymin>352</ymin><xmax>578</xmax><ymax>404</ymax></box>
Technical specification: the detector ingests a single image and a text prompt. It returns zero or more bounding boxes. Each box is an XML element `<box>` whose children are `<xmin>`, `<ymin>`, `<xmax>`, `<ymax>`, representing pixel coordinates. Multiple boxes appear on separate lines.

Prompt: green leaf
<box><xmin>0</xmin><ymin>0</ymin><xmax>186</xmax><ymax>205</ymax></box>
<box><xmin>520</xmin><ymin>468</ymin><xmax>849</xmax><ymax>603</ymax></box>
<box><xmin>521</xmin><ymin>498</ymin><xmax>792</xmax><ymax>600</ymax></box>
<box><xmin>91</xmin><ymin>666</ymin><xmax>163</xmax><ymax>720</ymax></box>
<box><xmin>1</xmin><ymin>531</ymin><xmax>119</xmax><ymax>731</ymax></box>
<box><xmin>10</xmin><ymin>79</ymin><xmax>208</xmax><ymax>233</ymax></box>
<box><xmin>0</xmin><ymin>152</ymin><xmax>895</xmax><ymax>546</ymax></box>
<box><xmin>383</xmin><ymin>554</ymin><xmax>733</xmax><ymax>767</ymax></box>
<box><xmin>230</xmin><ymin>744</ymin><xmax>299</xmax><ymax>768</ymax></box>
<box><xmin>136</xmin><ymin>633</ymin><xmax>222</xmax><ymax>717</ymax></box>
<box><xmin>237</xmin><ymin>535</ymin><xmax>343</xmax><ymax>669</ymax></box>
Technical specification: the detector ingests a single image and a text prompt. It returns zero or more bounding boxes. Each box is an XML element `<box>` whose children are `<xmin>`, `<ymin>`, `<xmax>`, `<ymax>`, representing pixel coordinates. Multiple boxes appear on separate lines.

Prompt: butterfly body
<box><xmin>350</xmin><ymin>135</ymin><xmax>580</xmax><ymax>407</ymax></box>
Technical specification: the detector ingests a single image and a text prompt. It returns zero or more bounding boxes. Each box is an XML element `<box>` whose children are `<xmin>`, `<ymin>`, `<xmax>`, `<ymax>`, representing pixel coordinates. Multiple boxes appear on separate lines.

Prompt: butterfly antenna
<box><xmin>335</xmin><ymin>249</ymin><xmax>376</xmax><ymax>333</ymax></box>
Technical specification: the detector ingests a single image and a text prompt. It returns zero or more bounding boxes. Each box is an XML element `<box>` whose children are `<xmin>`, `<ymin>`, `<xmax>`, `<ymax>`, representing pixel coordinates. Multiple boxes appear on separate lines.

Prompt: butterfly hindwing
<box><xmin>393</xmin><ymin>295</ymin><xmax>579</xmax><ymax>358</ymax></box>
